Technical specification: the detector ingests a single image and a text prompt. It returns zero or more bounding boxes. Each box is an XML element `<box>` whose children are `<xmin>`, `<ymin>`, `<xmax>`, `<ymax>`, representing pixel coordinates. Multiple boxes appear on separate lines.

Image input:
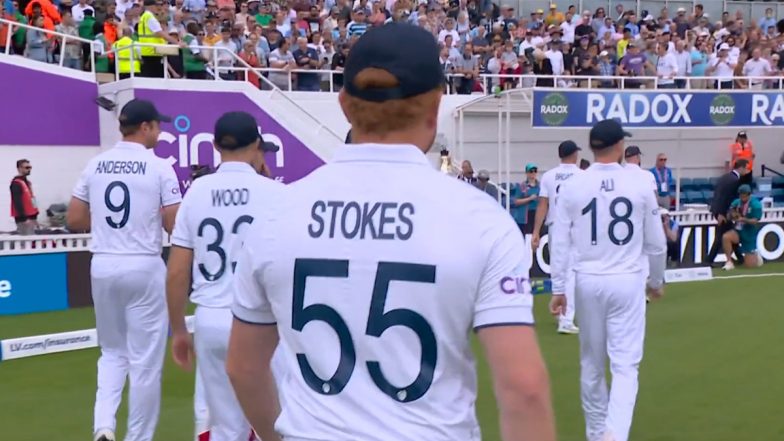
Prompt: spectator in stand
<box><xmin>25</xmin><ymin>0</ymin><xmax>60</xmax><ymax>30</ymax></box>
<box><xmin>707</xmin><ymin>43</ymin><xmax>736</xmax><ymax>90</ymax></box>
<box><xmin>544</xmin><ymin>4</ymin><xmax>563</xmax><ymax>28</ymax></box>
<box><xmin>238</xmin><ymin>38</ymin><xmax>261</xmax><ymax>87</ymax></box>
<box><xmin>10</xmin><ymin>159</ymin><xmax>39</xmax><ymax>235</ymax></box>
<box><xmin>268</xmin><ymin>37</ymin><xmax>296</xmax><ymax>89</ymax></box>
<box><xmin>618</xmin><ymin>42</ymin><xmax>649</xmax><ymax>89</ymax></box>
<box><xmin>455</xmin><ymin>43</ymin><xmax>479</xmax><ymax>94</ymax></box>
<box><xmin>650</xmin><ymin>153</ymin><xmax>674</xmax><ymax>209</ymax></box>
<box><xmin>457</xmin><ymin>160</ymin><xmax>475</xmax><ymax>184</ymax></box>
<box><xmin>672</xmin><ymin>40</ymin><xmax>690</xmax><ymax>88</ymax></box>
<box><xmin>731</xmin><ymin>131</ymin><xmax>754</xmax><ymax>186</ymax></box>
<box><xmin>330</xmin><ymin>42</ymin><xmax>348</xmax><ymax>89</ymax></box>
<box><xmin>742</xmin><ymin>47</ymin><xmax>773</xmax><ymax>90</ymax></box>
<box><xmin>347</xmin><ymin>9</ymin><xmax>367</xmax><ymax>38</ymax></box>
<box><xmin>474</xmin><ymin>169</ymin><xmax>498</xmax><ymax>200</ymax></box>
<box><xmin>71</xmin><ymin>0</ymin><xmax>94</xmax><ymax>23</ymax></box>
<box><xmin>182</xmin><ymin>22</ymin><xmax>207</xmax><ymax>79</ymax></box>
<box><xmin>26</xmin><ymin>15</ymin><xmax>50</xmax><ymax>63</ymax></box>
<box><xmin>532</xmin><ymin>48</ymin><xmax>553</xmax><ymax>87</ymax></box>
<box><xmin>689</xmin><ymin>37</ymin><xmax>709</xmax><ymax>88</ymax></box>
<box><xmin>56</xmin><ymin>11</ymin><xmax>82</xmax><ymax>69</ymax></box>
<box><xmin>213</xmin><ymin>25</ymin><xmax>236</xmax><ymax>79</ymax></box>
<box><xmin>655</xmin><ymin>42</ymin><xmax>678</xmax><ymax>88</ymax></box>
<box><xmin>597</xmin><ymin>50</ymin><xmax>615</xmax><ymax>88</ymax></box>
<box><xmin>292</xmin><ymin>35</ymin><xmax>320</xmax><ymax>91</ymax></box>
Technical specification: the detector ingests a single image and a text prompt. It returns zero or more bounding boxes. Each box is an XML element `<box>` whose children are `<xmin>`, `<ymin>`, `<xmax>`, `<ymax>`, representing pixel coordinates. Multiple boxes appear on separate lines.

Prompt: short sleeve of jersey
<box><xmin>730</xmin><ymin>198</ymin><xmax>740</xmax><ymax>210</ymax></box>
<box><xmin>158</xmin><ymin>161</ymin><xmax>182</xmax><ymax>207</ymax></box>
<box><xmin>539</xmin><ymin>171</ymin><xmax>552</xmax><ymax>198</ymax></box>
<box><xmin>231</xmin><ymin>242</ymin><xmax>276</xmax><ymax>325</ymax></box>
<box><xmin>72</xmin><ymin>161</ymin><xmax>93</xmax><ymax>202</ymax></box>
<box><xmin>749</xmin><ymin>199</ymin><xmax>763</xmax><ymax>220</ymax></box>
<box><xmin>170</xmin><ymin>195</ymin><xmax>193</xmax><ymax>248</ymax></box>
<box><xmin>473</xmin><ymin>215</ymin><xmax>534</xmax><ymax>330</ymax></box>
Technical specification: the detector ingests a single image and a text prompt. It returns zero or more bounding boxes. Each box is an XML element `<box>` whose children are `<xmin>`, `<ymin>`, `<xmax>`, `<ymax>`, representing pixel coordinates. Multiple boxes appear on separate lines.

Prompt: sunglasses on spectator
<box><xmin>527</xmin><ymin>168</ymin><xmax>538</xmax><ymax>173</ymax></box>
<box><xmin>23</xmin><ymin>166</ymin><xmax>32</xmax><ymax>170</ymax></box>
<box><xmin>658</xmin><ymin>158</ymin><xmax>667</xmax><ymax>162</ymax></box>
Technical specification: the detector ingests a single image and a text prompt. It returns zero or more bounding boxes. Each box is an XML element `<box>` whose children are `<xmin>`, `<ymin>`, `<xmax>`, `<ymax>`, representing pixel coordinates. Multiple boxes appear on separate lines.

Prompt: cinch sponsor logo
<box><xmin>157</xmin><ymin>114</ymin><xmax>285</xmax><ymax>190</ymax></box>
<box><xmin>0</xmin><ymin>280</ymin><xmax>11</xmax><ymax>298</ymax></box>
<box><xmin>499</xmin><ymin>276</ymin><xmax>529</xmax><ymax>294</ymax></box>
<box><xmin>540</xmin><ymin>93</ymin><xmax>569</xmax><ymax>126</ymax></box>
<box><xmin>586</xmin><ymin>93</ymin><xmax>692</xmax><ymax>124</ymax></box>
<box><xmin>709</xmin><ymin>94</ymin><xmax>735</xmax><ymax>125</ymax></box>
<box><xmin>8</xmin><ymin>335</ymin><xmax>92</xmax><ymax>353</ymax></box>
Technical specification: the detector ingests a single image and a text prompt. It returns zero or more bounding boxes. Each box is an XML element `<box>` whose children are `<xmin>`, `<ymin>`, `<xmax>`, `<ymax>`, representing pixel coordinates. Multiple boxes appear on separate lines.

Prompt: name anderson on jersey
<box><xmin>308</xmin><ymin>200</ymin><xmax>415</xmax><ymax>240</ymax></box>
<box><xmin>95</xmin><ymin>160</ymin><xmax>147</xmax><ymax>175</ymax></box>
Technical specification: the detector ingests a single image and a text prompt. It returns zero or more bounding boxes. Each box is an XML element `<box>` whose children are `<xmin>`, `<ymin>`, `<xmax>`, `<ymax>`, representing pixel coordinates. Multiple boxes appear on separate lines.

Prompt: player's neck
<box><xmin>121</xmin><ymin>136</ymin><xmax>149</xmax><ymax>148</ymax></box>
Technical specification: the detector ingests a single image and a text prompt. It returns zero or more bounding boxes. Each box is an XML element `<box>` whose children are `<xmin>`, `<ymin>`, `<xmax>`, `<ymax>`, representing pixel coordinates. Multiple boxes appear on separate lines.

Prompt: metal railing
<box><xmin>0</xmin><ymin>17</ymin><xmax>97</xmax><ymax>72</ymax></box>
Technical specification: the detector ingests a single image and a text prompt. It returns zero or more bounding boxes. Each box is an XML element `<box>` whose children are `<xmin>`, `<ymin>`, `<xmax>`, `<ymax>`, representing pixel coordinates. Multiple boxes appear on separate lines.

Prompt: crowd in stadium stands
<box><xmin>0</xmin><ymin>0</ymin><xmax>783</xmax><ymax>91</ymax></box>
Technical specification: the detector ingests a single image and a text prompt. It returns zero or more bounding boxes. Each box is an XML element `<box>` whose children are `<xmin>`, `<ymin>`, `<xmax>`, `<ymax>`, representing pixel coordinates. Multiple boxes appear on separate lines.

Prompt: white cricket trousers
<box><xmin>194</xmin><ymin>306</ymin><xmax>251</xmax><ymax>441</ymax></box>
<box><xmin>91</xmin><ymin>254</ymin><xmax>168</xmax><ymax>441</ymax></box>
<box><xmin>561</xmin><ymin>254</ymin><xmax>577</xmax><ymax>326</ymax></box>
<box><xmin>575</xmin><ymin>272</ymin><xmax>646</xmax><ymax>441</ymax></box>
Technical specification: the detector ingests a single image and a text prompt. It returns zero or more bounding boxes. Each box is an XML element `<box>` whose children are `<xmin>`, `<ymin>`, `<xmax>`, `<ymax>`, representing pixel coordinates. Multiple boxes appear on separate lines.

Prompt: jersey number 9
<box><xmin>104</xmin><ymin>181</ymin><xmax>130</xmax><ymax>229</ymax></box>
<box><xmin>292</xmin><ymin>258</ymin><xmax>437</xmax><ymax>403</ymax></box>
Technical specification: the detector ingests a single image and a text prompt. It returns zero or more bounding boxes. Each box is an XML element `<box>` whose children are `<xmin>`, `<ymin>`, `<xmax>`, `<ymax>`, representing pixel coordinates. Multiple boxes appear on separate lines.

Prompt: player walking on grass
<box><xmin>166</xmin><ymin>111</ymin><xmax>282</xmax><ymax>441</ymax></box>
<box><xmin>550</xmin><ymin>119</ymin><xmax>666</xmax><ymax>441</ymax></box>
<box><xmin>226</xmin><ymin>23</ymin><xmax>556</xmax><ymax>441</ymax></box>
<box><xmin>66</xmin><ymin>100</ymin><xmax>181</xmax><ymax>441</ymax></box>
<box><xmin>531</xmin><ymin>140</ymin><xmax>584</xmax><ymax>335</ymax></box>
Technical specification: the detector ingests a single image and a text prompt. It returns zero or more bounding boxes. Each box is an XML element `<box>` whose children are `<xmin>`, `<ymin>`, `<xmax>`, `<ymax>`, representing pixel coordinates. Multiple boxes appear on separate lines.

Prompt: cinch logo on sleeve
<box><xmin>0</xmin><ymin>280</ymin><xmax>11</xmax><ymax>298</ymax></box>
<box><xmin>499</xmin><ymin>276</ymin><xmax>529</xmax><ymax>294</ymax></box>
<box><xmin>540</xmin><ymin>93</ymin><xmax>570</xmax><ymax>126</ymax></box>
<box><xmin>709</xmin><ymin>94</ymin><xmax>736</xmax><ymax>126</ymax></box>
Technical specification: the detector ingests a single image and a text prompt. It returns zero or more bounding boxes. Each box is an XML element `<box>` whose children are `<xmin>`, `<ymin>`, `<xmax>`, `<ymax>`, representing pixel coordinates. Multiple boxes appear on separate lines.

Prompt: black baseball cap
<box><xmin>343</xmin><ymin>23</ymin><xmax>444</xmax><ymax>103</ymax></box>
<box><xmin>737</xmin><ymin>130</ymin><xmax>747</xmax><ymax>138</ymax></box>
<box><xmin>589</xmin><ymin>119</ymin><xmax>631</xmax><ymax>149</ymax></box>
<box><xmin>624</xmin><ymin>145</ymin><xmax>642</xmax><ymax>158</ymax></box>
<box><xmin>214</xmin><ymin>111</ymin><xmax>279</xmax><ymax>152</ymax></box>
<box><xmin>558</xmin><ymin>140</ymin><xmax>581</xmax><ymax>158</ymax></box>
<box><xmin>119</xmin><ymin>99</ymin><xmax>172</xmax><ymax>126</ymax></box>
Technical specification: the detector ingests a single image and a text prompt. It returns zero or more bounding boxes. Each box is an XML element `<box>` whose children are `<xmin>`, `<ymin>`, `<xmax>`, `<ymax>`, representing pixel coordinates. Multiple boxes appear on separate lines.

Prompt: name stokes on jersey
<box><xmin>211</xmin><ymin>188</ymin><xmax>250</xmax><ymax>207</ymax></box>
<box><xmin>308</xmin><ymin>200</ymin><xmax>415</xmax><ymax>240</ymax></box>
<box><xmin>95</xmin><ymin>160</ymin><xmax>147</xmax><ymax>175</ymax></box>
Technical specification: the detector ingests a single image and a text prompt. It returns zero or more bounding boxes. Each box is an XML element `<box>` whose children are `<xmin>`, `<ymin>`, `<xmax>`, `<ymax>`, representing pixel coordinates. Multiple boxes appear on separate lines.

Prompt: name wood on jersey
<box><xmin>308</xmin><ymin>200</ymin><xmax>414</xmax><ymax>240</ymax></box>
<box><xmin>211</xmin><ymin>188</ymin><xmax>250</xmax><ymax>207</ymax></box>
<box><xmin>95</xmin><ymin>160</ymin><xmax>147</xmax><ymax>175</ymax></box>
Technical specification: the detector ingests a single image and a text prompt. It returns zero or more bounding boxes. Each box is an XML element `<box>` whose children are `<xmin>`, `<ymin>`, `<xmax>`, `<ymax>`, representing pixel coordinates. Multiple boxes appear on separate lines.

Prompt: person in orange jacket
<box><xmin>25</xmin><ymin>0</ymin><xmax>60</xmax><ymax>25</ymax></box>
<box><xmin>104</xmin><ymin>14</ymin><xmax>118</xmax><ymax>67</ymax></box>
<box><xmin>731</xmin><ymin>130</ymin><xmax>754</xmax><ymax>185</ymax></box>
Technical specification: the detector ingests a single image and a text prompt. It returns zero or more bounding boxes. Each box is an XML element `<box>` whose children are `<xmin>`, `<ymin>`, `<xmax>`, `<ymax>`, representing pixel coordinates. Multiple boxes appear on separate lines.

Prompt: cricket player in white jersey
<box><xmin>622</xmin><ymin>146</ymin><xmax>657</xmax><ymax>193</ymax></box>
<box><xmin>531</xmin><ymin>140</ymin><xmax>585</xmax><ymax>335</ymax></box>
<box><xmin>66</xmin><ymin>99</ymin><xmax>182</xmax><ymax>441</ymax></box>
<box><xmin>166</xmin><ymin>111</ymin><xmax>283</xmax><ymax>441</ymax></box>
<box><xmin>549</xmin><ymin>119</ymin><xmax>666</xmax><ymax>441</ymax></box>
<box><xmin>225</xmin><ymin>23</ymin><xmax>556</xmax><ymax>441</ymax></box>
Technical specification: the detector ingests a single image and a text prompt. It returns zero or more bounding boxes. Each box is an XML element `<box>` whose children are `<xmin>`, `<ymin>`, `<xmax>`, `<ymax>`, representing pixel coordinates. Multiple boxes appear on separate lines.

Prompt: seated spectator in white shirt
<box><xmin>71</xmin><ymin>0</ymin><xmax>95</xmax><ymax>23</ymax></box>
<box><xmin>742</xmin><ymin>48</ymin><xmax>773</xmax><ymax>90</ymax></box>
<box><xmin>437</xmin><ymin>17</ymin><xmax>460</xmax><ymax>45</ymax></box>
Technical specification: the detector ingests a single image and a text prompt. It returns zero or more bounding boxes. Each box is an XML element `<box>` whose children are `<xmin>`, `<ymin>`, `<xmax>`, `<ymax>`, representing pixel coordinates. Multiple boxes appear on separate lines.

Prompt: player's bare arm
<box><xmin>478</xmin><ymin>326</ymin><xmax>556</xmax><ymax>441</ymax></box>
<box><xmin>532</xmin><ymin>196</ymin><xmax>549</xmax><ymax>250</ymax></box>
<box><xmin>161</xmin><ymin>203</ymin><xmax>180</xmax><ymax>234</ymax></box>
<box><xmin>66</xmin><ymin>197</ymin><xmax>91</xmax><ymax>232</ymax></box>
<box><xmin>226</xmin><ymin>320</ymin><xmax>282</xmax><ymax>441</ymax></box>
<box><xmin>166</xmin><ymin>245</ymin><xmax>195</xmax><ymax>371</ymax></box>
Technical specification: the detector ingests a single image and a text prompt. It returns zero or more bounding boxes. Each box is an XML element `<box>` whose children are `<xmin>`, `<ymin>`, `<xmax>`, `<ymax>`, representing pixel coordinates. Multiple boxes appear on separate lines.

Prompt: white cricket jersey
<box><xmin>72</xmin><ymin>141</ymin><xmax>181</xmax><ymax>255</ymax></box>
<box><xmin>550</xmin><ymin>162</ymin><xmax>666</xmax><ymax>294</ymax></box>
<box><xmin>171</xmin><ymin>162</ymin><xmax>283</xmax><ymax>308</ymax></box>
<box><xmin>539</xmin><ymin>163</ymin><xmax>584</xmax><ymax>226</ymax></box>
<box><xmin>623</xmin><ymin>163</ymin><xmax>657</xmax><ymax>193</ymax></box>
<box><xmin>232</xmin><ymin>144</ymin><xmax>533</xmax><ymax>441</ymax></box>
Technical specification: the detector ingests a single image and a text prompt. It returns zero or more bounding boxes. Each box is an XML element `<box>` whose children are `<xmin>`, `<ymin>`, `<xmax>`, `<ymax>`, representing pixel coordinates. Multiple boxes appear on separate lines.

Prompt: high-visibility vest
<box><xmin>731</xmin><ymin>141</ymin><xmax>754</xmax><ymax>169</ymax></box>
<box><xmin>10</xmin><ymin>178</ymin><xmax>39</xmax><ymax>218</ymax></box>
<box><xmin>138</xmin><ymin>10</ymin><xmax>165</xmax><ymax>57</ymax></box>
<box><xmin>113</xmin><ymin>36</ymin><xmax>140</xmax><ymax>74</ymax></box>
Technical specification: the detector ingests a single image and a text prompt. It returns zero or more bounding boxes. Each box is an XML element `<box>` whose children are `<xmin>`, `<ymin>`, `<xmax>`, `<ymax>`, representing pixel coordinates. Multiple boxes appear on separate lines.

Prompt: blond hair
<box><xmin>343</xmin><ymin>68</ymin><xmax>441</xmax><ymax>137</ymax></box>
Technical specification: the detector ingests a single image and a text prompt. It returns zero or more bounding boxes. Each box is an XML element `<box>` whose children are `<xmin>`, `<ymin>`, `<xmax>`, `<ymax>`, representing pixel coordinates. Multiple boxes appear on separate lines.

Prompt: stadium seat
<box><xmin>679</xmin><ymin>178</ymin><xmax>694</xmax><ymax>192</ymax></box>
<box><xmin>703</xmin><ymin>190</ymin><xmax>714</xmax><ymax>203</ymax></box>
<box><xmin>709</xmin><ymin>177</ymin><xmax>720</xmax><ymax>189</ymax></box>
<box><xmin>772</xmin><ymin>176</ymin><xmax>784</xmax><ymax>189</ymax></box>
<box><xmin>692</xmin><ymin>178</ymin><xmax>711</xmax><ymax>191</ymax></box>
<box><xmin>772</xmin><ymin>188</ymin><xmax>784</xmax><ymax>202</ymax></box>
<box><xmin>685</xmin><ymin>190</ymin><xmax>704</xmax><ymax>204</ymax></box>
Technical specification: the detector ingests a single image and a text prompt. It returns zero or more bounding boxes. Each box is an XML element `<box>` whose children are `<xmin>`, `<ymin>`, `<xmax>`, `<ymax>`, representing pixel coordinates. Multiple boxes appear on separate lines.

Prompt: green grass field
<box><xmin>2</xmin><ymin>266</ymin><xmax>784</xmax><ymax>441</ymax></box>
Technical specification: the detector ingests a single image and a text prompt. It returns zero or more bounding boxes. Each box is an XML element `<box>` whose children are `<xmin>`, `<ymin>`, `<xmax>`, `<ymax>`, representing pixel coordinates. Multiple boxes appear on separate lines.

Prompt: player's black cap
<box><xmin>119</xmin><ymin>99</ymin><xmax>172</xmax><ymax>126</ymax></box>
<box><xmin>343</xmin><ymin>23</ymin><xmax>444</xmax><ymax>102</ymax></box>
<box><xmin>214</xmin><ymin>111</ymin><xmax>279</xmax><ymax>152</ymax></box>
<box><xmin>589</xmin><ymin>119</ymin><xmax>632</xmax><ymax>150</ymax></box>
<box><xmin>558</xmin><ymin>140</ymin><xmax>581</xmax><ymax>158</ymax></box>
<box><xmin>624</xmin><ymin>145</ymin><xmax>642</xmax><ymax>158</ymax></box>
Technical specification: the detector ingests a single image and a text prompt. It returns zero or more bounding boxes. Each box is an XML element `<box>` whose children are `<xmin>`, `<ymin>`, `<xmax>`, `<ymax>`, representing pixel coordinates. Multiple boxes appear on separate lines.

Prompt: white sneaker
<box><xmin>755</xmin><ymin>254</ymin><xmax>764</xmax><ymax>268</ymax></box>
<box><xmin>722</xmin><ymin>262</ymin><xmax>735</xmax><ymax>271</ymax></box>
<box><xmin>557</xmin><ymin>323</ymin><xmax>579</xmax><ymax>334</ymax></box>
<box><xmin>93</xmin><ymin>429</ymin><xmax>115</xmax><ymax>441</ymax></box>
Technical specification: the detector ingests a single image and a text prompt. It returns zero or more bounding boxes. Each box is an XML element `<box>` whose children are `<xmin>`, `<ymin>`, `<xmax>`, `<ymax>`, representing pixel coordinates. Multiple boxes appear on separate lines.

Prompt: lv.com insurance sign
<box><xmin>532</xmin><ymin>89</ymin><xmax>784</xmax><ymax>128</ymax></box>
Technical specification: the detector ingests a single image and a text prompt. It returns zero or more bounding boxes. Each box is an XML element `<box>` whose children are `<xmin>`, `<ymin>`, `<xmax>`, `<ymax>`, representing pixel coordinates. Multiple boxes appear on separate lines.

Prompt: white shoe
<box><xmin>93</xmin><ymin>429</ymin><xmax>115</xmax><ymax>441</ymax></box>
<box><xmin>557</xmin><ymin>323</ymin><xmax>579</xmax><ymax>334</ymax></box>
<box><xmin>722</xmin><ymin>262</ymin><xmax>735</xmax><ymax>271</ymax></box>
<box><xmin>755</xmin><ymin>255</ymin><xmax>764</xmax><ymax>268</ymax></box>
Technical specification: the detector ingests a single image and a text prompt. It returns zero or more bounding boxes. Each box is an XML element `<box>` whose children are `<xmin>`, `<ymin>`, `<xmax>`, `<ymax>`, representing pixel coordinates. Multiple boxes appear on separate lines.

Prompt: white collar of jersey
<box><xmin>217</xmin><ymin>161</ymin><xmax>256</xmax><ymax>174</ymax></box>
<box><xmin>624</xmin><ymin>163</ymin><xmax>640</xmax><ymax>169</ymax></box>
<box><xmin>333</xmin><ymin>144</ymin><xmax>430</xmax><ymax>167</ymax></box>
<box><xmin>115</xmin><ymin>141</ymin><xmax>147</xmax><ymax>151</ymax></box>
<box><xmin>591</xmin><ymin>162</ymin><xmax>624</xmax><ymax>170</ymax></box>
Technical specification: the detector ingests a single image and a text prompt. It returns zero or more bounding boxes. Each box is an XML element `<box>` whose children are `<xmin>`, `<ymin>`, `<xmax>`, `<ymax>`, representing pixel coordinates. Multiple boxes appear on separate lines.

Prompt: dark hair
<box><xmin>143</xmin><ymin>0</ymin><xmax>157</xmax><ymax>6</ymax></box>
<box><xmin>734</xmin><ymin>159</ymin><xmax>749</xmax><ymax>170</ymax></box>
<box><xmin>186</xmin><ymin>22</ymin><xmax>201</xmax><ymax>35</ymax></box>
<box><xmin>16</xmin><ymin>159</ymin><xmax>29</xmax><ymax>168</ymax></box>
<box><xmin>119</xmin><ymin>124</ymin><xmax>142</xmax><ymax>136</ymax></box>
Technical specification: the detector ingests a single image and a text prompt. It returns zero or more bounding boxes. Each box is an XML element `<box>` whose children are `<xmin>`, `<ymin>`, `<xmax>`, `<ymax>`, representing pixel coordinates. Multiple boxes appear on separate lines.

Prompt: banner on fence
<box><xmin>532</xmin><ymin>89</ymin><xmax>784</xmax><ymax>128</ymax></box>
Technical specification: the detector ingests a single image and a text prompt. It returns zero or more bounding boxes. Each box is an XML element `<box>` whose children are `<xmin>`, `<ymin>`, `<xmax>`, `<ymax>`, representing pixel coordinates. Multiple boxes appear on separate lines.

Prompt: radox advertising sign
<box><xmin>134</xmin><ymin>89</ymin><xmax>325</xmax><ymax>192</ymax></box>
